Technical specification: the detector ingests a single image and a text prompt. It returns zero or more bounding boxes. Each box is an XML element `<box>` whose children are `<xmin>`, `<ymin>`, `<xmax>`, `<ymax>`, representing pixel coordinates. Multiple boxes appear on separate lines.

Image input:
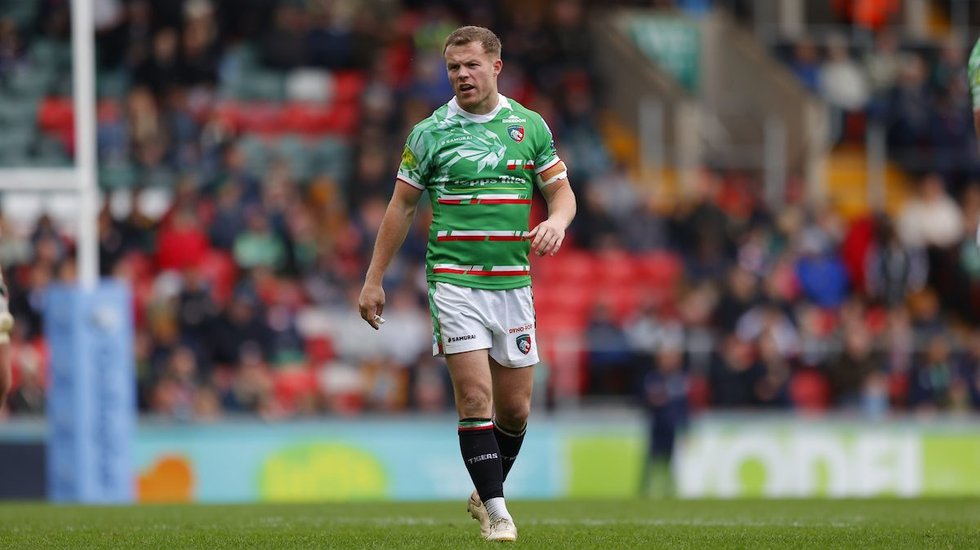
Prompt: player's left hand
<box><xmin>527</xmin><ymin>218</ymin><xmax>565</xmax><ymax>256</ymax></box>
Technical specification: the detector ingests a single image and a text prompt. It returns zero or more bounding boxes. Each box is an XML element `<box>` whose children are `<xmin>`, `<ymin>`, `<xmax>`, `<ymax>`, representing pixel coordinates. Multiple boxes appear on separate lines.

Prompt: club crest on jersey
<box><xmin>516</xmin><ymin>334</ymin><xmax>532</xmax><ymax>355</ymax></box>
<box><xmin>507</xmin><ymin>125</ymin><xmax>525</xmax><ymax>143</ymax></box>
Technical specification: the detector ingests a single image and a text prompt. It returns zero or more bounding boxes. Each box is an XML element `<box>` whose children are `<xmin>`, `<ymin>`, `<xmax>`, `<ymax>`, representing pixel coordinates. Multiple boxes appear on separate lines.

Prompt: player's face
<box><xmin>444</xmin><ymin>41</ymin><xmax>501</xmax><ymax>114</ymax></box>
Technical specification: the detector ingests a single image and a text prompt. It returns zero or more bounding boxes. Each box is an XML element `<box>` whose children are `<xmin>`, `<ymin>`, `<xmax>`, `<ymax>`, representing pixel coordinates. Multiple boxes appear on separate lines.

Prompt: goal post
<box><xmin>0</xmin><ymin>0</ymin><xmax>136</xmax><ymax>503</ymax></box>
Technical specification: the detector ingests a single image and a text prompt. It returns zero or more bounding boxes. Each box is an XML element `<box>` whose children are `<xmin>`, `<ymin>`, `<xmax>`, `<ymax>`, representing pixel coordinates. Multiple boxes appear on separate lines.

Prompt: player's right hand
<box><xmin>358</xmin><ymin>283</ymin><xmax>386</xmax><ymax>330</ymax></box>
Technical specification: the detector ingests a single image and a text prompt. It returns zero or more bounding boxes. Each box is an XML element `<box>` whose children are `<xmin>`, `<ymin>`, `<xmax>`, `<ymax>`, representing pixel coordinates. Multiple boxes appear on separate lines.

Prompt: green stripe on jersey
<box><xmin>397</xmin><ymin>95</ymin><xmax>561</xmax><ymax>290</ymax></box>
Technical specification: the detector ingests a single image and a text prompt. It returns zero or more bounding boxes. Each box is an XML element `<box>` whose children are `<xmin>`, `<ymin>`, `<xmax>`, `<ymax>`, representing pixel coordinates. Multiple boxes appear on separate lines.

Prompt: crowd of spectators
<box><xmin>0</xmin><ymin>0</ymin><xmax>978</xmax><ymax>422</ymax></box>
<box><xmin>779</xmin><ymin>29</ymin><xmax>980</xmax><ymax>194</ymax></box>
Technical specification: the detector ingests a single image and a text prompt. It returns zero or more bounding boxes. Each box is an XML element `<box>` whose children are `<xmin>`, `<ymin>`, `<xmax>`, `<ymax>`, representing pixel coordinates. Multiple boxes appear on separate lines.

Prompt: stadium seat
<box><xmin>235</xmin><ymin>70</ymin><xmax>285</xmax><ymax>102</ymax></box>
<box><xmin>305</xmin><ymin>336</ymin><xmax>336</xmax><ymax>365</ymax></box>
<box><xmin>99</xmin><ymin>164</ymin><xmax>138</xmax><ymax>188</ymax></box>
<box><xmin>37</xmin><ymin>97</ymin><xmax>73</xmax><ymax>134</ymax></box>
<box><xmin>273</xmin><ymin>367</ymin><xmax>318</xmax><ymax>412</ymax></box>
<box><xmin>0</xmin><ymin>125</ymin><xmax>37</xmax><ymax>166</ymax></box>
<box><xmin>309</xmin><ymin>138</ymin><xmax>351</xmax><ymax>182</ymax></box>
<box><xmin>235</xmin><ymin>102</ymin><xmax>284</xmax><ymax>135</ymax></box>
<box><xmin>888</xmin><ymin>371</ymin><xmax>909</xmax><ymax>409</ymax></box>
<box><xmin>330</xmin><ymin>71</ymin><xmax>367</xmax><ymax>104</ymax></box>
<box><xmin>285</xmin><ymin>68</ymin><xmax>334</xmax><ymax>103</ymax></box>
<box><xmin>549</xmin><ymin>250</ymin><xmax>596</xmax><ymax>284</ymax></box>
<box><xmin>270</xmin><ymin>135</ymin><xmax>313</xmax><ymax>180</ymax></box>
<box><xmin>6</xmin><ymin>66</ymin><xmax>54</xmax><ymax>98</ymax></box>
<box><xmin>236</xmin><ymin>134</ymin><xmax>271</xmax><ymax>176</ymax></box>
<box><xmin>0</xmin><ymin>94</ymin><xmax>38</xmax><ymax>126</ymax></box>
<box><xmin>594</xmin><ymin>250</ymin><xmax>637</xmax><ymax>286</ymax></box>
<box><xmin>789</xmin><ymin>369</ymin><xmax>831</xmax><ymax>412</ymax></box>
<box><xmin>687</xmin><ymin>373</ymin><xmax>710</xmax><ymax>412</ymax></box>
<box><xmin>634</xmin><ymin>251</ymin><xmax>683</xmax><ymax>299</ymax></box>
<box><xmin>198</xmin><ymin>250</ymin><xmax>238</xmax><ymax>306</ymax></box>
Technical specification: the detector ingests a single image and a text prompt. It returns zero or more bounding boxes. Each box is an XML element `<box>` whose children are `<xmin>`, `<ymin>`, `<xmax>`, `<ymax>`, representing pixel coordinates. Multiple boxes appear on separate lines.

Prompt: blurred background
<box><xmin>0</xmin><ymin>0</ymin><xmax>979</xmax><ymax>503</ymax></box>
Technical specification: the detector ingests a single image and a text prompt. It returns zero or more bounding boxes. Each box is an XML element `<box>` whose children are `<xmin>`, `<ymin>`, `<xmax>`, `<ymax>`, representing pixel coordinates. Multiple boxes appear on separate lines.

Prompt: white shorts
<box><xmin>428</xmin><ymin>282</ymin><xmax>538</xmax><ymax>368</ymax></box>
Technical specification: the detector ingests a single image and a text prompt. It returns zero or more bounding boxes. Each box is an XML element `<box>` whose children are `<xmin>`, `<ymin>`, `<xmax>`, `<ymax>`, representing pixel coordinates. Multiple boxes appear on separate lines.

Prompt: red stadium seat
<box><xmin>594</xmin><ymin>250</ymin><xmax>637</xmax><ymax>286</ymax></box>
<box><xmin>549</xmin><ymin>250</ymin><xmax>595</xmax><ymax>284</ymax></box>
<box><xmin>888</xmin><ymin>371</ymin><xmax>909</xmax><ymax>408</ymax></box>
<box><xmin>273</xmin><ymin>367</ymin><xmax>318</xmax><ymax>412</ymax></box>
<box><xmin>790</xmin><ymin>369</ymin><xmax>831</xmax><ymax>412</ymax></box>
<box><xmin>331</xmin><ymin>71</ymin><xmax>367</xmax><ymax>103</ymax></box>
<box><xmin>280</xmin><ymin>103</ymin><xmax>333</xmax><ymax>135</ymax></box>
<box><xmin>633</xmin><ymin>251</ymin><xmax>683</xmax><ymax>299</ymax></box>
<box><xmin>38</xmin><ymin>97</ymin><xmax>73</xmax><ymax>132</ymax></box>
<box><xmin>236</xmin><ymin>102</ymin><xmax>284</xmax><ymax>135</ymax></box>
<box><xmin>305</xmin><ymin>336</ymin><xmax>336</xmax><ymax>365</ymax></box>
<box><xmin>198</xmin><ymin>251</ymin><xmax>238</xmax><ymax>306</ymax></box>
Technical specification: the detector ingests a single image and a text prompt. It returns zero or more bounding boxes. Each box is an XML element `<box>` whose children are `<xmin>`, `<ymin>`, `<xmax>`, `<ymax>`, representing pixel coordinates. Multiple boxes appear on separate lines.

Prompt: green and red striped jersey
<box><xmin>397</xmin><ymin>94</ymin><xmax>561</xmax><ymax>290</ymax></box>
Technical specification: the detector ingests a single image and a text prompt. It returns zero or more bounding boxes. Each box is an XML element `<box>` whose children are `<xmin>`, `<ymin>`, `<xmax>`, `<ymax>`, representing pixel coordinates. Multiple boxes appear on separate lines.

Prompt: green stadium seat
<box><xmin>271</xmin><ymin>135</ymin><xmax>312</xmax><ymax>181</ymax></box>
<box><xmin>309</xmin><ymin>137</ymin><xmax>351</xmax><ymax>182</ymax></box>
<box><xmin>30</xmin><ymin>39</ymin><xmax>72</xmax><ymax>71</ymax></box>
<box><xmin>5</xmin><ymin>67</ymin><xmax>53</xmax><ymax>98</ymax></box>
<box><xmin>237</xmin><ymin>134</ymin><xmax>270</xmax><ymax>176</ymax></box>
<box><xmin>223</xmin><ymin>69</ymin><xmax>285</xmax><ymax>101</ymax></box>
<box><xmin>99</xmin><ymin>164</ymin><xmax>138</xmax><ymax>188</ymax></box>
<box><xmin>0</xmin><ymin>94</ymin><xmax>38</xmax><ymax>126</ymax></box>
<box><xmin>141</xmin><ymin>168</ymin><xmax>178</xmax><ymax>188</ymax></box>
<box><xmin>97</xmin><ymin>70</ymin><xmax>130</xmax><ymax>99</ymax></box>
<box><xmin>34</xmin><ymin>136</ymin><xmax>72</xmax><ymax>167</ymax></box>
<box><xmin>0</xmin><ymin>1</ymin><xmax>38</xmax><ymax>29</ymax></box>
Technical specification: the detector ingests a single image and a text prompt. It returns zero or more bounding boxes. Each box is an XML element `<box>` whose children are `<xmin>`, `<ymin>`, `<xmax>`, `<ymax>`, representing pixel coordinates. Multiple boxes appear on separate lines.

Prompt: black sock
<box><xmin>458</xmin><ymin>418</ymin><xmax>504</xmax><ymax>501</ymax></box>
<box><xmin>493</xmin><ymin>422</ymin><xmax>526</xmax><ymax>482</ymax></box>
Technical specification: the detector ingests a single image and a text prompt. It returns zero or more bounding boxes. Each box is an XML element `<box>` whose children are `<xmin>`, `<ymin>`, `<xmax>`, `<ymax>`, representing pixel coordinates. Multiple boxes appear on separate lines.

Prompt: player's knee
<box><xmin>456</xmin><ymin>388</ymin><xmax>492</xmax><ymax>417</ymax></box>
<box><xmin>494</xmin><ymin>401</ymin><xmax>530</xmax><ymax>430</ymax></box>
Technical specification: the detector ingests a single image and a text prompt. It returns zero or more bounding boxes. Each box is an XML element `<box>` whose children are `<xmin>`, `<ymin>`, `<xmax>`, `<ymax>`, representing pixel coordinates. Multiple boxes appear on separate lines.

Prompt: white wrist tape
<box><xmin>540</xmin><ymin>170</ymin><xmax>567</xmax><ymax>187</ymax></box>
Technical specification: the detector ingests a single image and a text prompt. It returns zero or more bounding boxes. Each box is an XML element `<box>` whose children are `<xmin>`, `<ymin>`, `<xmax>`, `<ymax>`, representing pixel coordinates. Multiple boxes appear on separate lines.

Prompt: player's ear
<box><xmin>493</xmin><ymin>57</ymin><xmax>502</xmax><ymax>76</ymax></box>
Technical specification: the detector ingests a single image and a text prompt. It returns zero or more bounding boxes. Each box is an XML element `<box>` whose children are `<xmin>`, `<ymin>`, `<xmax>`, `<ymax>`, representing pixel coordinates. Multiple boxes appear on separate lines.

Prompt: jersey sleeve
<box><xmin>970</xmin><ymin>38</ymin><xmax>980</xmax><ymax>111</ymax></box>
<box><xmin>531</xmin><ymin>115</ymin><xmax>562</xmax><ymax>184</ymax></box>
<box><xmin>396</xmin><ymin>125</ymin><xmax>431</xmax><ymax>190</ymax></box>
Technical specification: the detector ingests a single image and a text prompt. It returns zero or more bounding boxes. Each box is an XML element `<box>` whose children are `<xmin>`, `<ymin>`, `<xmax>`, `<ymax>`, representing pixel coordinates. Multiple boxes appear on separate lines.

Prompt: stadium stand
<box><xmin>0</xmin><ymin>0</ymin><xmax>979</xmax><ymax>421</ymax></box>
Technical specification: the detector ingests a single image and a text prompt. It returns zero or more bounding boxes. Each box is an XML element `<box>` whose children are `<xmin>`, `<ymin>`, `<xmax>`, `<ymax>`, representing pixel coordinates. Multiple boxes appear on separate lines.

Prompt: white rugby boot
<box><xmin>485</xmin><ymin>516</ymin><xmax>518</xmax><ymax>542</ymax></box>
<box><xmin>467</xmin><ymin>489</ymin><xmax>491</xmax><ymax>538</ymax></box>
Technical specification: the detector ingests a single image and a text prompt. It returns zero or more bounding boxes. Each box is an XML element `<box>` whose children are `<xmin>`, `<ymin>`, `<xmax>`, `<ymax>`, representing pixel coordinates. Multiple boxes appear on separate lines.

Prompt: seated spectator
<box><xmin>826</xmin><ymin>325</ymin><xmax>878</xmax><ymax>408</ymax></box>
<box><xmin>864</xmin><ymin>214</ymin><xmax>927</xmax><ymax>307</ymax></box>
<box><xmin>907</xmin><ymin>333</ymin><xmax>957</xmax><ymax>413</ymax></box>
<box><xmin>586</xmin><ymin>301</ymin><xmax>634</xmax><ymax>394</ymax></box>
<box><xmin>787</xmin><ymin>37</ymin><xmax>821</xmax><ymax>93</ymax></box>
<box><xmin>864</xmin><ymin>30</ymin><xmax>903</xmax><ymax>96</ymax></box>
<box><xmin>708</xmin><ymin>335</ymin><xmax>764</xmax><ymax>408</ymax></box>
<box><xmin>795</xmin><ymin>231</ymin><xmax>850</xmax><ymax>308</ymax></box>
<box><xmin>897</xmin><ymin>173</ymin><xmax>964</xmax><ymax>249</ymax></box>
<box><xmin>233</xmin><ymin>209</ymin><xmax>286</xmax><ymax>271</ymax></box>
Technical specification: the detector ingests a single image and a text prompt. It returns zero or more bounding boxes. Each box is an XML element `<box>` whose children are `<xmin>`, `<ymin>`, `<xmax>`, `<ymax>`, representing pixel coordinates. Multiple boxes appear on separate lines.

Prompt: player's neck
<box><xmin>458</xmin><ymin>92</ymin><xmax>500</xmax><ymax>115</ymax></box>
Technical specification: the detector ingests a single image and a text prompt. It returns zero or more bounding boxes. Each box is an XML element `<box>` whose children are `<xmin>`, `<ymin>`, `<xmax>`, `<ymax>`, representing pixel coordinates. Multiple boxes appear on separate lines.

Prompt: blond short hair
<box><xmin>443</xmin><ymin>26</ymin><xmax>501</xmax><ymax>58</ymax></box>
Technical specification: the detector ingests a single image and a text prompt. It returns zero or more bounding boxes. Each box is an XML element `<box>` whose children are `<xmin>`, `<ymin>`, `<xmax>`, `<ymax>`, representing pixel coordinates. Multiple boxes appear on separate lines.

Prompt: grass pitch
<box><xmin>1</xmin><ymin>499</ymin><xmax>978</xmax><ymax>549</ymax></box>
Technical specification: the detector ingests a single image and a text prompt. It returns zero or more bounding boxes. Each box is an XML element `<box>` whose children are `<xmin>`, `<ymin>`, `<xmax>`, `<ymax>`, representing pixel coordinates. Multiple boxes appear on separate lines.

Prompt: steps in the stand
<box><xmin>824</xmin><ymin>147</ymin><xmax>907</xmax><ymax>219</ymax></box>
